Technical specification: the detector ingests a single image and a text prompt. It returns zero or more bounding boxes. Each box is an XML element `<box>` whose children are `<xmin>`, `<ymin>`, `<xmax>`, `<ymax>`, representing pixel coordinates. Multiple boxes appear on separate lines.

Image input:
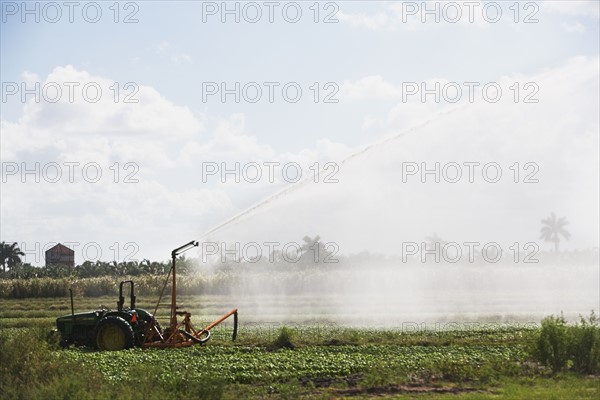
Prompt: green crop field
<box><xmin>1</xmin><ymin>288</ymin><xmax>599</xmax><ymax>399</ymax></box>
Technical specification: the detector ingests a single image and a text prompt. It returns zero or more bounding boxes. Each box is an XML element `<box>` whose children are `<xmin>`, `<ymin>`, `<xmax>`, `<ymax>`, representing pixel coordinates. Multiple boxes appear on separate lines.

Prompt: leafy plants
<box><xmin>531</xmin><ymin>312</ymin><xmax>600</xmax><ymax>374</ymax></box>
<box><xmin>569</xmin><ymin>312</ymin><xmax>600</xmax><ymax>374</ymax></box>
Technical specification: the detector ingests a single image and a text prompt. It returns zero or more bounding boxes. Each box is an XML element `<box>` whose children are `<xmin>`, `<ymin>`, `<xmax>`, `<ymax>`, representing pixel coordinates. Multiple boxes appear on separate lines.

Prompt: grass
<box><xmin>376</xmin><ymin>376</ymin><xmax>600</xmax><ymax>399</ymax></box>
<box><xmin>1</xmin><ymin>323</ymin><xmax>598</xmax><ymax>399</ymax></box>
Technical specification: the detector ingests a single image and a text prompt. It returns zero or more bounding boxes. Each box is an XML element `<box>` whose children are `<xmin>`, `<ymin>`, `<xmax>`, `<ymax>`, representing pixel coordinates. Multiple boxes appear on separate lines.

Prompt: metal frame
<box><xmin>142</xmin><ymin>240</ymin><xmax>238</xmax><ymax>348</ymax></box>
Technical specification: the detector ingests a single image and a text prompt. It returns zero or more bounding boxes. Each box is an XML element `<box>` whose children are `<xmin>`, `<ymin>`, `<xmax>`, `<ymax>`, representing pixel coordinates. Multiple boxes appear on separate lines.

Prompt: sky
<box><xmin>1</xmin><ymin>1</ymin><xmax>599</xmax><ymax>265</ymax></box>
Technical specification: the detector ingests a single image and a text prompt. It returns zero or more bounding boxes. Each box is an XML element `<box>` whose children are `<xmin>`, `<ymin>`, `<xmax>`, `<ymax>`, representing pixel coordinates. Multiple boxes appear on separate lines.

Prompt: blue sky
<box><xmin>3</xmin><ymin>1</ymin><xmax>598</xmax><ymax>149</ymax></box>
<box><xmin>1</xmin><ymin>1</ymin><xmax>599</xmax><ymax>264</ymax></box>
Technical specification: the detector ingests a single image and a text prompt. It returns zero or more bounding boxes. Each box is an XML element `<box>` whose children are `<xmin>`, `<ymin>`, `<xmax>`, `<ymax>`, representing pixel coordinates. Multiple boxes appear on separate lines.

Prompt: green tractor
<box><xmin>56</xmin><ymin>241</ymin><xmax>239</xmax><ymax>351</ymax></box>
<box><xmin>56</xmin><ymin>280</ymin><xmax>159</xmax><ymax>351</ymax></box>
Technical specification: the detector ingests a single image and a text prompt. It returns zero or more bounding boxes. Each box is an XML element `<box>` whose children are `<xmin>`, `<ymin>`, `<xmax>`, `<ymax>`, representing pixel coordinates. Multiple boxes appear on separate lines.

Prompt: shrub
<box><xmin>532</xmin><ymin>312</ymin><xmax>600</xmax><ymax>374</ymax></box>
<box><xmin>268</xmin><ymin>327</ymin><xmax>296</xmax><ymax>351</ymax></box>
<box><xmin>569</xmin><ymin>311</ymin><xmax>600</xmax><ymax>374</ymax></box>
<box><xmin>534</xmin><ymin>314</ymin><xmax>569</xmax><ymax>373</ymax></box>
<box><xmin>0</xmin><ymin>328</ymin><xmax>106</xmax><ymax>399</ymax></box>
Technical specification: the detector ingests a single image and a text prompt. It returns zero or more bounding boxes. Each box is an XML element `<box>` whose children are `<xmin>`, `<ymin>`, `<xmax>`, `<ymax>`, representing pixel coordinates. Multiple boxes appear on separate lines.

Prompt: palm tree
<box><xmin>425</xmin><ymin>233</ymin><xmax>447</xmax><ymax>249</ymax></box>
<box><xmin>301</xmin><ymin>235</ymin><xmax>321</xmax><ymax>253</ymax></box>
<box><xmin>300</xmin><ymin>235</ymin><xmax>320</xmax><ymax>263</ymax></box>
<box><xmin>300</xmin><ymin>235</ymin><xmax>334</xmax><ymax>264</ymax></box>
<box><xmin>0</xmin><ymin>242</ymin><xmax>25</xmax><ymax>272</ymax></box>
<box><xmin>540</xmin><ymin>213</ymin><xmax>571</xmax><ymax>252</ymax></box>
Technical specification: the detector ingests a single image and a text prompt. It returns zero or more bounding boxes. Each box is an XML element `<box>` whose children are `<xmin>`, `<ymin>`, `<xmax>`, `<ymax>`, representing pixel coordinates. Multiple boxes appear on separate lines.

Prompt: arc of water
<box><xmin>198</xmin><ymin>102</ymin><xmax>468</xmax><ymax>241</ymax></box>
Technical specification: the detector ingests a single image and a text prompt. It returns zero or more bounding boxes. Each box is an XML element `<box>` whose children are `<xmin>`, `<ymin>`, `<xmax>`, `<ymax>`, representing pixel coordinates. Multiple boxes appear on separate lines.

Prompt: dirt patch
<box><xmin>299</xmin><ymin>374</ymin><xmax>363</xmax><ymax>388</ymax></box>
<box><xmin>299</xmin><ymin>374</ymin><xmax>483</xmax><ymax>397</ymax></box>
<box><xmin>300</xmin><ymin>375</ymin><xmax>480</xmax><ymax>397</ymax></box>
<box><xmin>333</xmin><ymin>384</ymin><xmax>479</xmax><ymax>397</ymax></box>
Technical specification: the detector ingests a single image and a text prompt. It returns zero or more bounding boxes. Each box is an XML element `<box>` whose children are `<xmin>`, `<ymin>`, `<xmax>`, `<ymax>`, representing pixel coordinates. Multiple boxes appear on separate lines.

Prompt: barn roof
<box><xmin>45</xmin><ymin>243</ymin><xmax>75</xmax><ymax>255</ymax></box>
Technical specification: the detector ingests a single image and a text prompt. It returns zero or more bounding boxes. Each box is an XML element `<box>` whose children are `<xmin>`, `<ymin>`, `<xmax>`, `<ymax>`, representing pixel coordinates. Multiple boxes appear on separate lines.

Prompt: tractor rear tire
<box><xmin>96</xmin><ymin>316</ymin><xmax>135</xmax><ymax>351</ymax></box>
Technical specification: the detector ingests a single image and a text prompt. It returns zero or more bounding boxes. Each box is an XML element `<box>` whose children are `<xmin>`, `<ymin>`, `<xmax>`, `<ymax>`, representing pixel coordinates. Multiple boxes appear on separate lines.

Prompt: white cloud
<box><xmin>0</xmin><ymin>66</ymin><xmax>355</xmax><ymax>263</ymax></box>
<box><xmin>155</xmin><ymin>41</ymin><xmax>193</xmax><ymax>64</ymax></box>
<box><xmin>21</xmin><ymin>71</ymin><xmax>39</xmax><ymax>84</ymax></box>
<box><xmin>155</xmin><ymin>41</ymin><xmax>170</xmax><ymax>53</ymax></box>
<box><xmin>361</xmin><ymin>115</ymin><xmax>383</xmax><ymax>131</ymax></box>
<box><xmin>340</xmin><ymin>75</ymin><xmax>402</xmax><ymax>100</ymax></box>
<box><xmin>172</xmin><ymin>52</ymin><xmax>192</xmax><ymax>64</ymax></box>
<box><xmin>544</xmin><ymin>1</ymin><xmax>600</xmax><ymax>19</ymax></box>
<box><xmin>340</xmin><ymin>75</ymin><xmax>457</xmax><ymax>103</ymax></box>
<box><xmin>1</xmin><ymin>65</ymin><xmax>204</xmax><ymax>165</ymax></box>
<box><xmin>337</xmin><ymin>10</ymin><xmax>390</xmax><ymax>30</ymax></box>
<box><xmin>562</xmin><ymin>21</ymin><xmax>586</xmax><ymax>33</ymax></box>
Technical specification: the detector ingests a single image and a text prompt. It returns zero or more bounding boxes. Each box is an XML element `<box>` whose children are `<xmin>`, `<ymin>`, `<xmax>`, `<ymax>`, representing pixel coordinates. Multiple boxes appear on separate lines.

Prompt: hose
<box><xmin>180</xmin><ymin>329</ymin><xmax>211</xmax><ymax>344</ymax></box>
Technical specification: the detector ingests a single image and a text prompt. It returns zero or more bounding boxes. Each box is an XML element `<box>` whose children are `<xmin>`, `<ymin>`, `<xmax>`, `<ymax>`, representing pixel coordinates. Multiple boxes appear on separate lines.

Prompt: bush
<box><xmin>534</xmin><ymin>314</ymin><xmax>569</xmax><ymax>373</ymax></box>
<box><xmin>0</xmin><ymin>328</ymin><xmax>106</xmax><ymax>399</ymax></box>
<box><xmin>532</xmin><ymin>312</ymin><xmax>600</xmax><ymax>374</ymax></box>
<box><xmin>569</xmin><ymin>312</ymin><xmax>600</xmax><ymax>374</ymax></box>
<box><xmin>268</xmin><ymin>327</ymin><xmax>296</xmax><ymax>351</ymax></box>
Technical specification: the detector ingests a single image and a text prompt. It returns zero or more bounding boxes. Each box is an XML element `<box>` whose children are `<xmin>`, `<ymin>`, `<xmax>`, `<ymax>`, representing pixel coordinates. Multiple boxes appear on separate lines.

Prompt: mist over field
<box><xmin>193</xmin><ymin>57</ymin><xmax>599</xmax><ymax>327</ymax></box>
<box><xmin>191</xmin><ymin>259</ymin><xmax>598</xmax><ymax>327</ymax></box>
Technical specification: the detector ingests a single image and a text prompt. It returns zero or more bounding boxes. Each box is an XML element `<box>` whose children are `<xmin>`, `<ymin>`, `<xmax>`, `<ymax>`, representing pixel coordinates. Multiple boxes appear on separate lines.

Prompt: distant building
<box><xmin>45</xmin><ymin>243</ymin><xmax>75</xmax><ymax>268</ymax></box>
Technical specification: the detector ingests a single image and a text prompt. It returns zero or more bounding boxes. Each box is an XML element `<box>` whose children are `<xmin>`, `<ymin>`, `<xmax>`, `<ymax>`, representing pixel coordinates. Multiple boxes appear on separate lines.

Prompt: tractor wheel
<box><xmin>96</xmin><ymin>316</ymin><xmax>135</xmax><ymax>351</ymax></box>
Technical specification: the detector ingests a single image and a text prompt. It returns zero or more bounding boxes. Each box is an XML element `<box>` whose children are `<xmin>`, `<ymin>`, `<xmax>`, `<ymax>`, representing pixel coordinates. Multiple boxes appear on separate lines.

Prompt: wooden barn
<box><xmin>45</xmin><ymin>243</ymin><xmax>75</xmax><ymax>268</ymax></box>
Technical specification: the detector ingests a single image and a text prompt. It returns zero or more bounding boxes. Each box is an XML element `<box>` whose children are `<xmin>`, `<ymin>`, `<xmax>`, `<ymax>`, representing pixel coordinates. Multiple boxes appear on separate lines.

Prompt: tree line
<box><xmin>0</xmin><ymin>213</ymin><xmax>590</xmax><ymax>278</ymax></box>
<box><xmin>0</xmin><ymin>235</ymin><xmax>330</xmax><ymax>279</ymax></box>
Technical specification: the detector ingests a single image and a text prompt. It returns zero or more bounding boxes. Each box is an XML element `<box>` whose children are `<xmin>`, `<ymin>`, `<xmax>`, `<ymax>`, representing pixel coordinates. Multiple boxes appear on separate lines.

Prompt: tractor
<box><xmin>55</xmin><ymin>241</ymin><xmax>238</xmax><ymax>350</ymax></box>
<box><xmin>56</xmin><ymin>280</ymin><xmax>157</xmax><ymax>350</ymax></box>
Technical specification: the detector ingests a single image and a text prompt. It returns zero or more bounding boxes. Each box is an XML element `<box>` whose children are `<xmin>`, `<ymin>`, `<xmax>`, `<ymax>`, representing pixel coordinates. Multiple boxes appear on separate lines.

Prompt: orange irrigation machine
<box><xmin>142</xmin><ymin>241</ymin><xmax>238</xmax><ymax>348</ymax></box>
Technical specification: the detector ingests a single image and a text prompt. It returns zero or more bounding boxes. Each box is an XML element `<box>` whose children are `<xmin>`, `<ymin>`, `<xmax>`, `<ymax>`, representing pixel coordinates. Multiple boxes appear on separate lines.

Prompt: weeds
<box><xmin>531</xmin><ymin>311</ymin><xmax>600</xmax><ymax>374</ymax></box>
<box><xmin>268</xmin><ymin>327</ymin><xmax>296</xmax><ymax>350</ymax></box>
